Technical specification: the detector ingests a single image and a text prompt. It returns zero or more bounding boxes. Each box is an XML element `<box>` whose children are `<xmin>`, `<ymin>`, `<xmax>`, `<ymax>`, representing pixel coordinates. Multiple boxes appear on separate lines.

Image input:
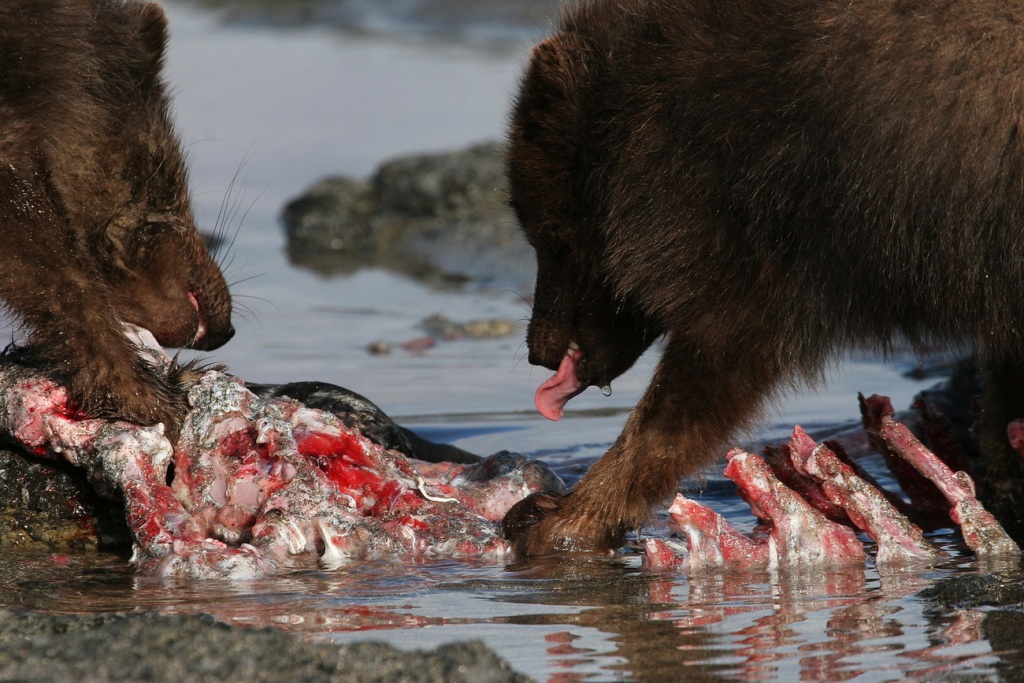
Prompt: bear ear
<box><xmin>524</xmin><ymin>32</ymin><xmax>584</xmax><ymax>108</ymax></box>
<box><xmin>137</xmin><ymin>1</ymin><xmax>169</xmax><ymax>69</ymax></box>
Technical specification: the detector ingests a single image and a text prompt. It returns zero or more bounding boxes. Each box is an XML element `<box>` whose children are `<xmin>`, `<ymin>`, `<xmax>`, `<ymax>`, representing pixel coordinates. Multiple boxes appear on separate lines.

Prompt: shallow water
<box><xmin>2</xmin><ymin>3</ymin><xmax>1022</xmax><ymax>681</ymax></box>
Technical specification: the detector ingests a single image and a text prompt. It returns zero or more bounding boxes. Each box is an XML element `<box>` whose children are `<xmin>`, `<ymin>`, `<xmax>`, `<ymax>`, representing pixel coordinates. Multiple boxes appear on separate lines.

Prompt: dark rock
<box><xmin>919</xmin><ymin>572</ymin><xmax>1024</xmax><ymax>681</ymax></box>
<box><xmin>281</xmin><ymin>142</ymin><xmax>535</xmax><ymax>292</ymax></box>
<box><xmin>366</xmin><ymin>314</ymin><xmax>521</xmax><ymax>357</ymax></box>
<box><xmin>0</xmin><ymin>610</ymin><xmax>531</xmax><ymax>682</ymax></box>
<box><xmin>921</xmin><ymin>574</ymin><xmax>1024</xmax><ymax>610</ymax></box>
<box><xmin>0</xmin><ymin>447</ymin><xmax>130</xmax><ymax>552</ymax></box>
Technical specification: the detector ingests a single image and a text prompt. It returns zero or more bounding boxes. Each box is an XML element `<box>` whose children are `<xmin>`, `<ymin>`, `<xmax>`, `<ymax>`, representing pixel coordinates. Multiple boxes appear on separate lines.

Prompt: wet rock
<box><xmin>281</xmin><ymin>142</ymin><xmax>535</xmax><ymax>292</ymax></box>
<box><xmin>0</xmin><ymin>610</ymin><xmax>530</xmax><ymax>683</ymax></box>
<box><xmin>365</xmin><ymin>339</ymin><xmax>393</xmax><ymax>355</ymax></box>
<box><xmin>920</xmin><ymin>573</ymin><xmax>1024</xmax><ymax>680</ymax></box>
<box><xmin>921</xmin><ymin>574</ymin><xmax>1024</xmax><ymax>609</ymax></box>
<box><xmin>0</xmin><ymin>448</ymin><xmax>130</xmax><ymax>552</ymax></box>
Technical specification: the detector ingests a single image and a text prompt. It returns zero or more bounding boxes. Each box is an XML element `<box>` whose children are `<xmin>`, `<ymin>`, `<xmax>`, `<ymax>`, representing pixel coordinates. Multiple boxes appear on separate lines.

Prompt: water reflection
<box><xmin>0</xmin><ymin>545</ymin><xmax>1018</xmax><ymax>680</ymax></box>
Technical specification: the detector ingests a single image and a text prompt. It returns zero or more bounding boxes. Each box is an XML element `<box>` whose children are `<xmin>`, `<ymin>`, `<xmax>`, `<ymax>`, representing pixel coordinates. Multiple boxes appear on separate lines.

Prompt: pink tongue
<box><xmin>535</xmin><ymin>353</ymin><xmax>585</xmax><ymax>421</ymax></box>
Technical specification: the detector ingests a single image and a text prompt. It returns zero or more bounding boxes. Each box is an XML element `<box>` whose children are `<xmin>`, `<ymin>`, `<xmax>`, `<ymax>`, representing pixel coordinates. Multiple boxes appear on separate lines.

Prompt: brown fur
<box><xmin>0</xmin><ymin>0</ymin><xmax>233</xmax><ymax>434</ymax></box>
<box><xmin>504</xmin><ymin>0</ymin><xmax>1024</xmax><ymax>554</ymax></box>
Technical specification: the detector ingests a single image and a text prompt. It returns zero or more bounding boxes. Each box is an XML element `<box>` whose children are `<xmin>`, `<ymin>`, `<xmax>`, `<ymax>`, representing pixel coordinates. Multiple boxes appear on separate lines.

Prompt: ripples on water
<box><xmin>2</xmin><ymin>2</ymin><xmax>1021</xmax><ymax>681</ymax></box>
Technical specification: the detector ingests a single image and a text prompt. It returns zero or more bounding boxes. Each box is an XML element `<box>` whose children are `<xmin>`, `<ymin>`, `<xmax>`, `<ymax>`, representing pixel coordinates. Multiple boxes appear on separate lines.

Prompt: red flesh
<box><xmin>724</xmin><ymin>449</ymin><xmax>866</xmax><ymax>567</ymax></box>
<box><xmin>668</xmin><ymin>494</ymin><xmax>770</xmax><ymax>570</ymax></box>
<box><xmin>787</xmin><ymin>426</ymin><xmax>940</xmax><ymax>564</ymax></box>
<box><xmin>862</xmin><ymin>394</ymin><xmax>1021</xmax><ymax>558</ymax></box>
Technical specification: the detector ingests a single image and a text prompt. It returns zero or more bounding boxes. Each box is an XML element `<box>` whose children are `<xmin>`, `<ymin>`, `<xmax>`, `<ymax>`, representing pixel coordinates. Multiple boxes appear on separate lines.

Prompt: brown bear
<box><xmin>0</xmin><ymin>0</ymin><xmax>233</xmax><ymax>434</ymax></box>
<box><xmin>504</xmin><ymin>0</ymin><xmax>1024</xmax><ymax>555</ymax></box>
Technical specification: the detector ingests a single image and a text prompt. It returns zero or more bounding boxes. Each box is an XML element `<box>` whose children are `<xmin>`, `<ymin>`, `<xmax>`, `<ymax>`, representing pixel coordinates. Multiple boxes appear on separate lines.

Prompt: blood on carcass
<box><xmin>861</xmin><ymin>394</ymin><xmax>1021</xmax><ymax>558</ymax></box>
<box><xmin>296</xmin><ymin>430</ymin><xmax>370</xmax><ymax>467</ymax></box>
<box><xmin>667</xmin><ymin>494</ymin><xmax>770</xmax><ymax>570</ymax></box>
<box><xmin>6</xmin><ymin>327</ymin><xmax>1020</xmax><ymax>576</ymax></box>
<box><xmin>663</xmin><ymin>396</ymin><xmax>1020</xmax><ymax>572</ymax></box>
<box><xmin>786</xmin><ymin>426</ymin><xmax>940</xmax><ymax>564</ymax></box>
<box><xmin>0</xmin><ymin>327</ymin><xmax>568</xmax><ymax>577</ymax></box>
<box><xmin>726</xmin><ymin>449</ymin><xmax>867</xmax><ymax>567</ymax></box>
